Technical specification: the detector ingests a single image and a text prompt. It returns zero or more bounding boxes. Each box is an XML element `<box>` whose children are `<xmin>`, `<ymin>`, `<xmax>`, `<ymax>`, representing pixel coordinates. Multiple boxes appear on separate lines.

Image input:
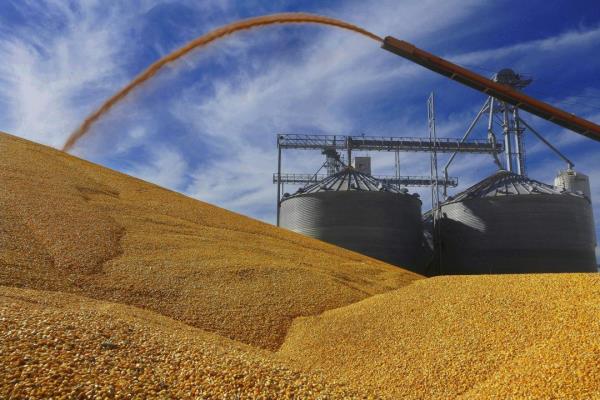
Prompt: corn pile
<box><xmin>0</xmin><ymin>131</ymin><xmax>420</xmax><ymax>350</ymax></box>
<box><xmin>3</xmin><ymin>130</ymin><xmax>600</xmax><ymax>399</ymax></box>
<box><xmin>279</xmin><ymin>274</ymin><xmax>600</xmax><ymax>399</ymax></box>
<box><xmin>0</xmin><ymin>286</ymin><xmax>367</xmax><ymax>399</ymax></box>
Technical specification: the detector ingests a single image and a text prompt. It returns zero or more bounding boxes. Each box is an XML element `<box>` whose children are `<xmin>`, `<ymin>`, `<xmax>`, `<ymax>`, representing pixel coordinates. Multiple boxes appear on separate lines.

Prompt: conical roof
<box><xmin>444</xmin><ymin>170</ymin><xmax>583</xmax><ymax>204</ymax></box>
<box><xmin>285</xmin><ymin>167</ymin><xmax>403</xmax><ymax>198</ymax></box>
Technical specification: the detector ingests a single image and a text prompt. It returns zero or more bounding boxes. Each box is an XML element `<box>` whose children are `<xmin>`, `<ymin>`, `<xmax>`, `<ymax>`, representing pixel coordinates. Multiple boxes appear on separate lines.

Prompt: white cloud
<box><xmin>0</xmin><ymin>1</ymin><xmax>131</xmax><ymax>147</ymax></box>
<box><xmin>184</xmin><ymin>144</ymin><xmax>277</xmax><ymax>221</ymax></box>
<box><xmin>0</xmin><ymin>0</ymin><xmax>237</xmax><ymax>149</ymax></box>
<box><xmin>452</xmin><ymin>25</ymin><xmax>600</xmax><ymax>67</ymax></box>
<box><xmin>126</xmin><ymin>146</ymin><xmax>188</xmax><ymax>190</ymax></box>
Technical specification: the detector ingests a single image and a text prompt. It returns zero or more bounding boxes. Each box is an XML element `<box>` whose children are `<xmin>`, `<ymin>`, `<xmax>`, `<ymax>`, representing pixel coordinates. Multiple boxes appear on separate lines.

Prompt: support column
<box><xmin>487</xmin><ymin>98</ymin><xmax>504</xmax><ymax>170</ymax></box>
<box><xmin>502</xmin><ymin>102</ymin><xmax>513</xmax><ymax>172</ymax></box>
<box><xmin>513</xmin><ymin>108</ymin><xmax>525</xmax><ymax>175</ymax></box>
<box><xmin>428</xmin><ymin>92</ymin><xmax>439</xmax><ymax>213</ymax></box>
<box><xmin>276</xmin><ymin>137</ymin><xmax>282</xmax><ymax>227</ymax></box>
<box><xmin>346</xmin><ymin>137</ymin><xmax>352</xmax><ymax>168</ymax></box>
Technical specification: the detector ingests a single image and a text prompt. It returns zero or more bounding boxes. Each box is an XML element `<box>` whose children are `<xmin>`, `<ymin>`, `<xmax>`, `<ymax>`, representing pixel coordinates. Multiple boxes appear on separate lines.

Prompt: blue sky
<box><xmin>2</xmin><ymin>0</ymin><xmax>600</xmax><ymax>259</ymax></box>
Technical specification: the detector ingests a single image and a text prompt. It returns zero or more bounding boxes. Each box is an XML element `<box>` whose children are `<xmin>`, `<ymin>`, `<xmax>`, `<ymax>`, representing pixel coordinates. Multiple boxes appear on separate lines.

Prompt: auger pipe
<box><xmin>381</xmin><ymin>36</ymin><xmax>600</xmax><ymax>143</ymax></box>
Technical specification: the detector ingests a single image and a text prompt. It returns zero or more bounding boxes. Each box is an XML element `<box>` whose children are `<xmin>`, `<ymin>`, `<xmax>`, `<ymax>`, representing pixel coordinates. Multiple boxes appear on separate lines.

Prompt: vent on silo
<box><xmin>352</xmin><ymin>157</ymin><xmax>372</xmax><ymax>175</ymax></box>
<box><xmin>554</xmin><ymin>169</ymin><xmax>592</xmax><ymax>201</ymax></box>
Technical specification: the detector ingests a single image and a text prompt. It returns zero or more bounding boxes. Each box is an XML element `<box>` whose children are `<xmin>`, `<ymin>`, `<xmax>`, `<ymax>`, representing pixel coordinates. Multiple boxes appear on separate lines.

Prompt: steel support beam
<box><xmin>513</xmin><ymin>108</ymin><xmax>526</xmax><ymax>175</ymax></box>
<box><xmin>273</xmin><ymin>173</ymin><xmax>458</xmax><ymax>188</ymax></box>
<box><xmin>502</xmin><ymin>102</ymin><xmax>514</xmax><ymax>172</ymax></box>
<box><xmin>277</xmin><ymin>134</ymin><xmax>501</xmax><ymax>154</ymax></box>
<box><xmin>517</xmin><ymin>117</ymin><xmax>574</xmax><ymax>170</ymax></box>
<box><xmin>276</xmin><ymin>136</ymin><xmax>282</xmax><ymax>227</ymax></box>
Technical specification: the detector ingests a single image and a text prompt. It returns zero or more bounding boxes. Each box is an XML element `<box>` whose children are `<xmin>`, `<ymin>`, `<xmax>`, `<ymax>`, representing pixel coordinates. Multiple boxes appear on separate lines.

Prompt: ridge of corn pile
<box><xmin>1</xmin><ymin>130</ymin><xmax>599</xmax><ymax>399</ymax></box>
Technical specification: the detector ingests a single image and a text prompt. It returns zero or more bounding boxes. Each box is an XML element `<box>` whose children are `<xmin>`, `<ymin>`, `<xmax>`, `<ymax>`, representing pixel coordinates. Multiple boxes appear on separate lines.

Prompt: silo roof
<box><xmin>285</xmin><ymin>167</ymin><xmax>403</xmax><ymax>197</ymax></box>
<box><xmin>445</xmin><ymin>170</ymin><xmax>583</xmax><ymax>203</ymax></box>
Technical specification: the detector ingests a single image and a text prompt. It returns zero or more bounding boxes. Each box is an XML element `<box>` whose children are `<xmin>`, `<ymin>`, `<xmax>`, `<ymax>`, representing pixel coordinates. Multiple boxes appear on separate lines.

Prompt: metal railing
<box><xmin>273</xmin><ymin>173</ymin><xmax>458</xmax><ymax>187</ymax></box>
<box><xmin>277</xmin><ymin>134</ymin><xmax>501</xmax><ymax>154</ymax></box>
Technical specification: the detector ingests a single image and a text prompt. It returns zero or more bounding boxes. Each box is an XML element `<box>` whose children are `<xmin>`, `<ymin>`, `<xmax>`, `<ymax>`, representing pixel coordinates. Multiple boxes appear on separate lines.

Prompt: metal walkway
<box><xmin>278</xmin><ymin>134</ymin><xmax>501</xmax><ymax>154</ymax></box>
<box><xmin>273</xmin><ymin>173</ymin><xmax>458</xmax><ymax>187</ymax></box>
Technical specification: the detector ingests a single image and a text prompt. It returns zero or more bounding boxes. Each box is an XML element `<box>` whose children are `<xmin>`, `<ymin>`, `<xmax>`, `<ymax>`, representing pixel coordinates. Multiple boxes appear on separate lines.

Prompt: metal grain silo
<box><xmin>438</xmin><ymin>170</ymin><xmax>597</xmax><ymax>274</ymax></box>
<box><xmin>280</xmin><ymin>168</ymin><xmax>424</xmax><ymax>273</ymax></box>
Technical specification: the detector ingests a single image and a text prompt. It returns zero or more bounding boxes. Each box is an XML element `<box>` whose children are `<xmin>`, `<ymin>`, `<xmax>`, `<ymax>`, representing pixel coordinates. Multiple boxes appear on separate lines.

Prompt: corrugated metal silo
<box><xmin>280</xmin><ymin>168</ymin><xmax>424</xmax><ymax>273</ymax></box>
<box><xmin>438</xmin><ymin>170</ymin><xmax>597</xmax><ymax>274</ymax></box>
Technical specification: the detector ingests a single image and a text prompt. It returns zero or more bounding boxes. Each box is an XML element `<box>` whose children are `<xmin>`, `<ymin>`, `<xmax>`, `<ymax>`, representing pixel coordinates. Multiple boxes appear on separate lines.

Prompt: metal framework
<box><xmin>380</xmin><ymin>36</ymin><xmax>588</xmax><ymax>198</ymax></box>
<box><xmin>441</xmin><ymin>69</ymin><xmax>575</xmax><ymax>197</ymax></box>
<box><xmin>278</xmin><ymin>134</ymin><xmax>502</xmax><ymax>153</ymax></box>
<box><xmin>275</xmin><ymin>36</ymin><xmax>592</xmax><ymax>223</ymax></box>
<box><xmin>274</xmin><ymin>129</ymin><xmax>488</xmax><ymax>225</ymax></box>
<box><xmin>274</xmin><ymin>173</ymin><xmax>458</xmax><ymax>187</ymax></box>
<box><xmin>428</xmin><ymin>93</ymin><xmax>440</xmax><ymax>213</ymax></box>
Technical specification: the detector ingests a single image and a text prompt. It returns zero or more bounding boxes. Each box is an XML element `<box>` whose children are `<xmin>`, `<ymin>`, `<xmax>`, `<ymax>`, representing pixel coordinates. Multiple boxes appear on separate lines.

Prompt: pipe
<box><xmin>381</xmin><ymin>36</ymin><xmax>600</xmax><ymax>142</ymax></box>
<box><xmin>502</xmin><ymin>102</ymin><xmax>513</xmax><ymax>172</ymax></box>
<box><xmin>487</xmin><ymin>98</ymin><xmax>504</xmax><ymax>170</ymax></box>
<box><xmin>513</xmin><ymin>108</ymin><xmax>525</xmax><ymax>175</ymax></box>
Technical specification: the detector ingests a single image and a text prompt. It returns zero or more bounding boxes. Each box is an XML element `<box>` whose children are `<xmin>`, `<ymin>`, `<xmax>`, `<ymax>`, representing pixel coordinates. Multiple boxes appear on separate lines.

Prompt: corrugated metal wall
<box><xmin>438</xmin><ymin>194</ymin><xmax>597</xmax><ymax>274</ymax></box>
<box><xmin>280</xmin><ymin>191</ymin><xmax>424</xmax><ymax>272</ymax></box>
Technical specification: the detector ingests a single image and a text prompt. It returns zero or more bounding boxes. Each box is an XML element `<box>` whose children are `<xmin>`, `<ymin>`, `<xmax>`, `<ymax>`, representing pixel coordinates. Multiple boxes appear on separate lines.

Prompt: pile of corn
<box><xmin>0</xmin><ymin>286</ymin><xmax>365</xmax><ymax>399</ymax></box>
<box><xmin>279</xmin><ymin>274</ymin><xmax>600</xmax><ymax>399</ymax></box>
<box><xmin>0</xmin><ymin>131</ymin><xmax>420</xmax><ymax>350</ymax></box>
<box><xmin>2</xmin><ymin>131</ymin><xmax>599</xmax><ymax>399</ymax></box>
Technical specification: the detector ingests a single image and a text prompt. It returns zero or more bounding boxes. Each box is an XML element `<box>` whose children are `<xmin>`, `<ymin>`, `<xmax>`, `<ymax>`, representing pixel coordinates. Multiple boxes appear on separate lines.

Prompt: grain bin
<box><xmin>438</xmin><ymin>170</ymin><xmax>597</xmax><ymax>274</ymax></box>
<box><xmin>280</xmin><ymin>168</ymin><xmax>424</xmax><ymax>272</ymax></box>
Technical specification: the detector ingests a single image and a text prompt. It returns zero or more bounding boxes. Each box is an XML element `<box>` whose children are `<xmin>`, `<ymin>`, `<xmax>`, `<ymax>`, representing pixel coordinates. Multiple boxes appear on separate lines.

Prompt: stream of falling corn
<box><xmin>62</xmin><ymin>13</ymin><xmax>382</xmax><ymax>151</ymax></box>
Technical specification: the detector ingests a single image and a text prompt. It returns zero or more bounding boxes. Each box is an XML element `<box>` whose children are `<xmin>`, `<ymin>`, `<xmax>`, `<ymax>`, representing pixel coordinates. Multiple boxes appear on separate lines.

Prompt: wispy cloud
<box><xmin>451</xmin><ymin>24</ymin><xmax>600</xmax><ymax>68</ymax></box>
<box><xmin>0</xmin><ymin>0</ymin><xmax>233</xmax><ymax>148</ymax></box>
<box><xmin>0</xmin><ymin>0</ymin><xmax>132</xmax><ymax>147</ymax></box>
<box><xmin>126</xmin><ymin>145</ymin><xmax>189</xmax><ymax>189</ymax></box>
